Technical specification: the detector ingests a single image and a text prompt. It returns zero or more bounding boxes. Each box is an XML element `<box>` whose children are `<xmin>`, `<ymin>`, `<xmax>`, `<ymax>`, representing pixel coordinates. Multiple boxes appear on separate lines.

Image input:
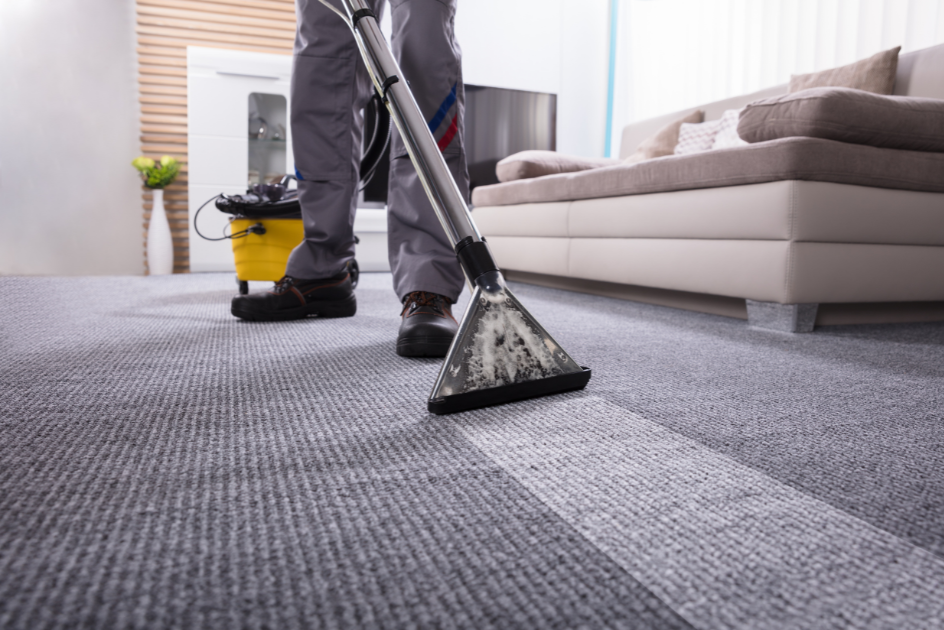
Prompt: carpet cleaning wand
<box><xmin>321</xmin><ymin>0</ymin><xmax>591</xmax><ymax>414</ymax></box>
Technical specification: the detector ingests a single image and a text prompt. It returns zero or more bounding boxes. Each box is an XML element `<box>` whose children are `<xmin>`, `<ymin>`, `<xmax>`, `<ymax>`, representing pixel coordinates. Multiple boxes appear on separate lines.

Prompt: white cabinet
<box><xmin>186</xmin><ymin>46</ymin><xmax>389</xmax><ymax>273</ymax></box>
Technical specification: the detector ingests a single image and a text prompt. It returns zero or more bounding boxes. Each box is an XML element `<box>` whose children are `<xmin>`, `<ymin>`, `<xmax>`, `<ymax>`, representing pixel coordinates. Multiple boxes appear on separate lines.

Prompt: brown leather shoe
<box><xmin>397</xmin><ymin>291</ymin><xmax>458</xmax><ymax>357</ymax></box>
<box><xmin>231</xmin><ymin>273</ymin><xmax>356</xmax><ymax>321</ymax></box>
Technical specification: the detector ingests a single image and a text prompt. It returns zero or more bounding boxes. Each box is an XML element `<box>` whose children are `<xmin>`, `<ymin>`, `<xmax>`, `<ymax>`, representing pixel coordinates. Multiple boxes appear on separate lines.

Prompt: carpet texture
<box><xmin>1</xmin><ymin>272</ymin><xmax>943</xmax><ymax>629</ymax></box>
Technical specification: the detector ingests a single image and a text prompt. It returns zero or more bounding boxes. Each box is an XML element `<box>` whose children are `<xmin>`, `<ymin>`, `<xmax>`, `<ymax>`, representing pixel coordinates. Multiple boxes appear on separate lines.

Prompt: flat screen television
<box><xmin>361</xmin><ymin>84</ymin><xmax>557</xmax><ymax>204</ymax></box>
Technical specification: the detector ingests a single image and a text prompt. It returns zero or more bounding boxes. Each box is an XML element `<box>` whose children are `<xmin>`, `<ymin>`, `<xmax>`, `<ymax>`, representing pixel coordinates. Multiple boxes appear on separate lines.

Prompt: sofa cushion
<box><xmin>495</xmin><ymin>150</ymin><xmax>621</xmax><ymax>183</ymax></box>
<box><xmin>738</xmin><ymin>87</ymin><xmax>944</xmax><ymax>152</ymax></box>
<box><xmin>486</xmin><ymin>235</ymin><xmax>944</xmax><ymax>304</ymax></box>
<box><xmin>473</xmin><ymin>181</ymin><xmax>944</xmax><ymax>246</ymax></box>
<box><xmin>470</xmin><ymin>137</ymin><xmax>944</xmax><ymax>207</ymax></box>
<box><xmin>789</xmin><ymin>46</ymin><xmax>900</xmax><ymax>95</ymax></box>
<box><xmin>624</xmin><ymin>109</ymin><xmax>704</xmax><ymax>163</ymax></box>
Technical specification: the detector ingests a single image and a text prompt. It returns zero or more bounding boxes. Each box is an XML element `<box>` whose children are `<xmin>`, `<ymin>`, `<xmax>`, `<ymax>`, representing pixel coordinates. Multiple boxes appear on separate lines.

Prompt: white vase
<box><xmin>147</xmin><ymin>188</ymin><xmax>175</xmax><ymax>275</ymax></box>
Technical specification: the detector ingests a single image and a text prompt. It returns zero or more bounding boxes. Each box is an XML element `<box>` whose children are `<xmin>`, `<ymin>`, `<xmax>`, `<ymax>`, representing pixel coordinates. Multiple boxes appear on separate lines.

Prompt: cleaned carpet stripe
<box><xmin>499</xmin><ymin>281</ymin><xmax>944</xmax><ymax>560</ymax></box>
<box><xmin>453</xmin><ymin>396</ymin><xmax>944</xmax><ymax>630</ymax></box>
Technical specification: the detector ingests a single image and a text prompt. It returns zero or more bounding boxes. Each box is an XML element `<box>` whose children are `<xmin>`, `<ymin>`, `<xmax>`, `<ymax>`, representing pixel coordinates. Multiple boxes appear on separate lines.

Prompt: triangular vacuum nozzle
<box><xmin>428</xmin><ymin>272</ymin><xmax>591</xmax><ymax>414</ymax></box>
<box><xmin>322</xmin><ymin>0</ymin><xmax>591</xmax><ymax>413</ymax></box>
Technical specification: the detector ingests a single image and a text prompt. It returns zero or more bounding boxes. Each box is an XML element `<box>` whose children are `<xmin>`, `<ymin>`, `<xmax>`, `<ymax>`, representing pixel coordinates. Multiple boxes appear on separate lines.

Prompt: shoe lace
<box><xmin>401</xmin><ymin>291</ymin><xmax>445</xmax><ymax>316</ymax></box>
<box><xmin>273</xmin><ymin>276</ymin><xmax>295</xmax><ymax>293</ymax></box>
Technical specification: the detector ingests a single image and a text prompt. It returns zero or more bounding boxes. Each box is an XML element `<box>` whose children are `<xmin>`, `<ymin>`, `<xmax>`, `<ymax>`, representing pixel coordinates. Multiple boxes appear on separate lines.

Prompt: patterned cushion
<box><xmin>712</xmin><ymin>109</ymin><xmax>749</xmax><ymax>150</ymax></box>
<box><xmin>675</xmin><ymin>120</ymin><xmax>722</xmax><ymax>155</ymax></box>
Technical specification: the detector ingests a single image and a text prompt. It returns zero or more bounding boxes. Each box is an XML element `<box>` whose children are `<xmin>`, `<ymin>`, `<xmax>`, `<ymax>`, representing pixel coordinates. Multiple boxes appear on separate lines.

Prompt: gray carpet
<box><xmin>1</xmin><ymin>273</ymin><xmax>943</xmax><ymax>629</ymax></box>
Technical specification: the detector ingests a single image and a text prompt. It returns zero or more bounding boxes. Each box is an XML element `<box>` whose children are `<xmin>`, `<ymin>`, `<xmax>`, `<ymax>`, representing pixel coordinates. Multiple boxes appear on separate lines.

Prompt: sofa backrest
<box><xmin>895</xmin><ymin>42</ymin><xmax>944</xmax><ymax>100</ymax></box>
<box><xmin>618</xmin><ymin>42</ymin><xmax>944</xmax><ymax>159</ymax></box>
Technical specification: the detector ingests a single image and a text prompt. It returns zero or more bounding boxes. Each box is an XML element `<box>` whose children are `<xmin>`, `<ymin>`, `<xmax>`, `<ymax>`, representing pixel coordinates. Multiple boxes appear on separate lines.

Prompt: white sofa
<box><xmin>471</xmin><ymin>44</ymin><xmax>944</xmax><ymax>332</ymax></box>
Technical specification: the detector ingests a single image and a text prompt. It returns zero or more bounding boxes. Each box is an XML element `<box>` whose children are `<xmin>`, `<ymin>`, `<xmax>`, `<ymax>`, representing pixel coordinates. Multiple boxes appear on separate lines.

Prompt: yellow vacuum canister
<box><xmin>230</xmin><ymin>217</ymin><xmax>304</xmax><ymax>284</ymax></box>
<box><xmin>196</xmin><ymin>178</ymin><xmax>359</xmax><ymax>295</ymax></box>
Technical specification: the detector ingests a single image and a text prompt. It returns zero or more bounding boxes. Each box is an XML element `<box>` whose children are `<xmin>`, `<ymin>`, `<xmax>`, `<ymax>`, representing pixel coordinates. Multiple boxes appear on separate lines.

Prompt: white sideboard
<box><xmin>186</xmin><ymin>46</ymin><xmax>389</xmax><ymax>274</ymax></box>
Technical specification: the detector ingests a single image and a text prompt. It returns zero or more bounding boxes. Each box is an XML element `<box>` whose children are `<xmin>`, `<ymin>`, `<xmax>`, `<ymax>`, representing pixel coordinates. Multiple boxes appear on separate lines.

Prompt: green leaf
<box><xmin>134</xmin><ymin>155</ymin><xmax>180</xmax><ymax>189</ymax></box>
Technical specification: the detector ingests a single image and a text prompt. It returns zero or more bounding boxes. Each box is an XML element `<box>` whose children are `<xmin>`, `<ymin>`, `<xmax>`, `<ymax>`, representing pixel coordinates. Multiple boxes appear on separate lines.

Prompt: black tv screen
<box><xmin>361</xmin><ymin>84</ymin><xmax>557</xmax><ymax>203</ymax></box>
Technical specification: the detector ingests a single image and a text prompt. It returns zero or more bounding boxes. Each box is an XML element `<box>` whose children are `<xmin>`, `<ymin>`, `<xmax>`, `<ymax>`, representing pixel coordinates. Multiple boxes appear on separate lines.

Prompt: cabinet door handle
<box><xmin>216</xmin><ymin>71</ymin><xmax>280</xmax><ymax>80</ymax></box>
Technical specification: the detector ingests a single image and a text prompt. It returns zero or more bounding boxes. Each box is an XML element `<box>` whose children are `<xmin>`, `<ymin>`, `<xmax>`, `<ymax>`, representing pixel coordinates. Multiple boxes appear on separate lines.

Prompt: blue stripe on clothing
<box><xmin>428</xmin><ymin>83</ymin><xmax>458</xmax><ymax>134</ymax></box>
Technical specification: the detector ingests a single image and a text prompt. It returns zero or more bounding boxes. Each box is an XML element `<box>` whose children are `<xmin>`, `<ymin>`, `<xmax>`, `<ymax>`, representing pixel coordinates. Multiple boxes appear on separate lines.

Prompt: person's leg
<box><xmin>231</xmin><ymin>0</ymin><xmax>383</xmax><ymax>321</ymax></box>
<box><xmin>387</xmin><ymin>0</ymin><xmax>468</xmax><ymax>304</ymax></box>
<box><xmin>285</xmin><ymin>0</ymin><xmax>383</xmax><ymax>279</ymax></box>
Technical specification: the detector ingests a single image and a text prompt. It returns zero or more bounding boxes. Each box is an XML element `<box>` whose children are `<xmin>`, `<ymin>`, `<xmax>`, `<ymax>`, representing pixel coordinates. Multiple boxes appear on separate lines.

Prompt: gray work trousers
<box><xmin>286</xmin><ymin>0</ymin><xmax>468</xmax><ymax>303</ymax></box>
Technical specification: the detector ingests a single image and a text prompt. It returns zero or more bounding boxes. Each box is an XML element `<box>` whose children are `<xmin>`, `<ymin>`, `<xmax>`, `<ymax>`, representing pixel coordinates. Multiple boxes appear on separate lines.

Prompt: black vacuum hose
<box><xmin>359</xmin><ymin>93</ymin><xmax>391</xmax><ymax>189</ymax></box>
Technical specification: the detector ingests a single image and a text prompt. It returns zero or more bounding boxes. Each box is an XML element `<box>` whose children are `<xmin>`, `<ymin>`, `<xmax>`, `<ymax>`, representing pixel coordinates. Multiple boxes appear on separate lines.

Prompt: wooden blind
<box><xmin>136</xmin><ymin>0</ymin><xmax>296</xmax><ymax>273</ymax></box>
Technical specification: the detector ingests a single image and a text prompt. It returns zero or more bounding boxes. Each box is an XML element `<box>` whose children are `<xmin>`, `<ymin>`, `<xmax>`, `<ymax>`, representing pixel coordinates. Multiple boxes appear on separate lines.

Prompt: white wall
<box><xmin>455</xmin><ymin>0</ymin><xmax>563</xmax><ymax>95</ymax></box>
<box><xmin>558</xmin><ymin>0</ymin><xmax>610</xmax><ymax>157</ymax></box>
<box><xmin>390</xmin><ymin>0</ymin><xmax>610</xmax><ymax>158</ymax></box>
<box><xmin>611</xmin><ymin>0</ymin><xmax>944</xmax><ymax>154</ymax></box>
<box><xmin>0</xmin><ymin>0</ymin><xmax>142</xmax><ymax>276</ymax></box>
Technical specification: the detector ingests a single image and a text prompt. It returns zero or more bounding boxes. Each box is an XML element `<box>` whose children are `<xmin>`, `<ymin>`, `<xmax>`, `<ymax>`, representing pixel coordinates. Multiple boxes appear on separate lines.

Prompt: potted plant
<box><xmin>132</xmin><ymin>155</ymin><xmax>180</xmax><ymax>275</ymax></box>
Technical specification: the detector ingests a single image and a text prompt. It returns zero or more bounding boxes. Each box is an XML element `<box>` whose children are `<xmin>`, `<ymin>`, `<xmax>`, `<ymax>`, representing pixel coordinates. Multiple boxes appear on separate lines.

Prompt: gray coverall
<box><xmin>286</xmin><ymin>0</ymin><xmax>469</xmax><ymax>303</ymax></box>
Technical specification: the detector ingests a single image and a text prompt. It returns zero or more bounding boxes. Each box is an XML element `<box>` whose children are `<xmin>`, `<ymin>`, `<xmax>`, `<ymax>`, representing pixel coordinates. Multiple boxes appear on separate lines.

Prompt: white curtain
<box><xmin>609</xmin><ymin>0</ymin><xmax>944</xmax><ymax>155</ymax></box>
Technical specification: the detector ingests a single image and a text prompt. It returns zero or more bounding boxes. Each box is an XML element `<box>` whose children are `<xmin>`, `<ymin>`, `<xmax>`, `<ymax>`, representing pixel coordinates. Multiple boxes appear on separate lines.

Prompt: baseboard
<box><xmin>503</xmin><ymin>270</ymin><xmax>944</xmax><ymax>326</ymax></box>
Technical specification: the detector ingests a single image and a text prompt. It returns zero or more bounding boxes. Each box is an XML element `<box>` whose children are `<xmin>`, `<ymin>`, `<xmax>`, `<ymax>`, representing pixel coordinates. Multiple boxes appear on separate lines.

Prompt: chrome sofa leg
<box><xmin>746</xmin><ymin>300</ymin><xmax>819</xmax><ymax>333</ymax></box>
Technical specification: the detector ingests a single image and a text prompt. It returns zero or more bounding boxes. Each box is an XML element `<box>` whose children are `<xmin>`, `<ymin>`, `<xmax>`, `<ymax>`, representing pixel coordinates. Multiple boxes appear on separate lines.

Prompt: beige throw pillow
<box><xmin>495</xmin><ymin>150</ymin><xmax>622</xmax><ymax>183</ymax></box>
<box><xmin>788</xmin><ymin>46</ymin><xmax>901</xmax><ymax>95</ymax></box>
<box><xmin>624</xmin><ymin>110</ymin><xmax>704</xmax><ymax>163</ymax></box>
